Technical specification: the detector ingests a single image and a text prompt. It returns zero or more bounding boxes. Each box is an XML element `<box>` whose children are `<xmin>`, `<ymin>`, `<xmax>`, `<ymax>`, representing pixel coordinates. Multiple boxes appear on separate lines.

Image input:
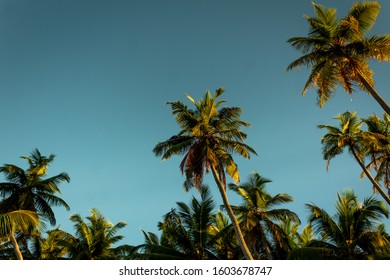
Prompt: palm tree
<box><xmin>305</xmin><ymin>189</ymin><xmax>389</xmax><ymax>259</ymax></box>
<box><xmin>27</xmin><ymin>229</ymin><xmax>69</xmax><ymax>260</ymax></box>
<box><xmin>0</xmin><ymin>149</ymin><xmax>70</xmax><ymax>225</ymax></box>
<box><xmin>0</xmin><ymin>210</ymin><xmax>40</xmax><ymax>260</ymax></box>
<box><xmin>209</xmin><ymin>211</ymin><xmax>241</xmax><ymax>259</ymax></box>
<box><xmin>153</xmin><ymin>88</ymin><xmax>257</xmax><ymax>260</ymax></box>
<box><xmin>319</xmin><ymin>111</ymin><xmax>390</xmax><ymax>205</ymax></box>
<box><xmin>361</xmin><ymin>114</ymin><xmax>390</xmax><ymax>196</ymax></box>
<box><xmin>278</xmin><ymin>216</ymin><xmax>315</xmax><ymax>250</ymax></box>
<box><xmin>287</xmin><ymin>224</ymin><xmax>332</xmax><ymax>260</ymax></box>
<box><xmin>54</xmin><ymin>208</ymin><xmax>128</xmax><ymax>260</ymax></box>
<box><xmin>295</xmin><ymin>224</ymin><xmax>316</xmax><ymax>248</ymax></box>
<box><xmin>139</xmin><ymin>186</ymin><xmax>225</xmax><ymax>260</ymax></box>
<box><xmin>229</xmin><ymin>172</ymin><xmax>300</xmax><ymax>259</ymax></box>
<box><xmin>287</xmin><ymin>2</ymin><xmax>390</xmax><ymax>113</ymax></box>
<box><xmin>137</xmin><ymin>230</ymin><xmax>186</xmax><ymax>260</ymax></box>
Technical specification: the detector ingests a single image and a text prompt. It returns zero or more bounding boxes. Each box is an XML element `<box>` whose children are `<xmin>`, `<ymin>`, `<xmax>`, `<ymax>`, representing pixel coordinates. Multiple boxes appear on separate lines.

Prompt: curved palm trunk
<box><xmin>210</xmin><ymin>166</ymin><xmax>254</xmax><ymax>260</ymax></box>
<box><xmin>350</xmin><ymin>146</ymin><xmax>390</xmax><ymax>205</ymax></box>
<box><xmin>9</xmin><ymin>231</ymin><xmax>23</xmax><ymax>260</ymax></box>
<box><xmin>357</xmin><ymin>72</ymin><xmax>390</xmax><ymax>115</ymax></box>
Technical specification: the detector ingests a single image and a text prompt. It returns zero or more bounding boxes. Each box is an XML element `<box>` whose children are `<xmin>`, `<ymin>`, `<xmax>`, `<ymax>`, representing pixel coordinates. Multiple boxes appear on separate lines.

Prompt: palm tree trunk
<box><xmin>210</xmin><ymin>165</ymin><xmax>254</xmax><ymax>260</ymax></box>
<box><xmin>357</xmin><ymin>72</ymin><xmax>390</xmax><ymax>115</ymax></box>
<box><xmin>9</xmin><ymin>232</ymin><xmax>23</xmax><ymax>260</ymax></box>
<box><xmin>350</xmin><ymin>146</ymin><xmax>390</xmax><ymax>205</ymax></box>
<box><xmin>259</xmin><ymin>227</ymin><xmax>273</xmax><ymax>260</ymax></box>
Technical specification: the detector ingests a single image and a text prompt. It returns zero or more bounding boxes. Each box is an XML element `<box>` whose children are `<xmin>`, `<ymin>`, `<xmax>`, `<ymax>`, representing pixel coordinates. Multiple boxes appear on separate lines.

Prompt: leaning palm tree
<box><xmin>0</xmin><ymin>210</ymin><xmax>40</xmax><ymax>260</ymax></box>
<box><xmin>229</xmin><ymin>172</ymin><xmax>300</xmax><ymax>260</ymax></box>
<box><xmin>305</xmin><ymin>189</ymin><xmax>389</xmax><ymax>259</ymax></box>
<box><xmin>361</xmin><ymin>114</ymin><xmax>390</xmax><ymax>196</ymax></box>
<box><xmin>0</xmin><ymin>149</ymin><xmax>70</xmax><ymax>226</ymax></box>
<box><xmin>54</xmin><ymin>208</ymin><xmax>127</xmax><ymax>260</ymax></box>
<box><xmin>153</xmin><ymin>88</ymin><xmax>257</xmax><ymax>260</ymax></box>
<box><xmin>287</xmin><ymin>2</ymin><xmax>390</xmax><ymax>113</ymax></box>
<box><xmin>319</xmin><ymin>111</ymin><xmax>390</xmax><ymax>205</ymax></box>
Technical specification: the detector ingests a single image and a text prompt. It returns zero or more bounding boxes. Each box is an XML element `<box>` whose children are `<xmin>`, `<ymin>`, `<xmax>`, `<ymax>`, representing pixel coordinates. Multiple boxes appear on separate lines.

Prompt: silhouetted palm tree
<box><xmin>305</xmin><ymin>189</ymin><xmax>389</xmax><ymax>259</ymax></box>
<box><xmin>139</xmin><ymin>186</ymin><xmax>224</xmax><ymax>260</ymax></box>
<box><xmin>229</xmin><ymin>172</ymin><xmax>300</xmax><ymax>259</ymax></box>
<box><xmin>0</xmin><ymin>149</ymin><xmax>70</xmax><ymax>225</ymax></box>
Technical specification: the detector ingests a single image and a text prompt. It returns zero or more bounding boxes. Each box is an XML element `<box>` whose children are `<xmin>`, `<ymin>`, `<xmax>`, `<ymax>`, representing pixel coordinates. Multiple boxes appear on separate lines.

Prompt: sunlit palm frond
<box><xmin>58</xmin><ymin>209</ymin><xmax>126</xmax><ymax>259</ymax></box>
<box><xmin>287</xmin><ymin>2</ymin><xmax>390</xmax><ymax>113</ymax></box>
<box><xmin>347</xmin><ymin>1</ymin><xmax>380</xmax><ymax>36</ymax></box>
<box><xmin>0</xmin><ymin>210</ymin><xmax>40</xmax><ymax>236</ymax></box>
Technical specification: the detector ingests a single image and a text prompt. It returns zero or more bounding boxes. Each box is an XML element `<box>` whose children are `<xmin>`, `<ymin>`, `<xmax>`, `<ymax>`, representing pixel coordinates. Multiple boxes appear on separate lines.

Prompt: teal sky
<box><xmin>0</xmin><ymin>0</ymin><xmax>389</xmax><ymax>246</ymax></box>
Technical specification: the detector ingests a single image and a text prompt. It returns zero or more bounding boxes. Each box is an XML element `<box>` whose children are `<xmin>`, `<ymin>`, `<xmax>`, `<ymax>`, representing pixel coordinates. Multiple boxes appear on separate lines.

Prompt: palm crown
<box><xmin>0</xmin><ymin>149</ymin><xmax>70</xmax><ymax>225</ymax></box>
<box><xmin>55</xmin><ymin>208</ymin><xmax>127</xmax><ymax>260</ymax></box>
<box><xmin>229</xmin><ymin>172</ymin><xmax>300</xmax><ymax>259</ymax></box>
<box><xmin>287</xmin><ymin>2</ymin><xmax>390</xmax><ymax>113</ymax></box>
<box><xmin>319</xmin><ymin>112</ymin><xmax>390</xmax><ymax>205</ymax></box>
<box><xmin>306</xmin><ymin>189</ymin><xmax>389</xmax><ymax>259</ymax></box>
<box><xmin>361</xmin><ymin>114</ymin><xmax>390</xmax><ymax>192</ymax></box>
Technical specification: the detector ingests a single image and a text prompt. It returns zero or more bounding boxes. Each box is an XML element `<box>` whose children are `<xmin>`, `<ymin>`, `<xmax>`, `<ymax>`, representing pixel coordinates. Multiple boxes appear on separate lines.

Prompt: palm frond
<box><xmin>347</xmin><ymin>1</ymin><xmax>380</xmax><ymax>36</ymax></box>
<box><xmin>0</xmin><ymin>165</ymin><xmax>26</xmax><ymax>184</ymax></box>
<box><xmin>0</xmin><ymin>210</ymin><xmax>40</xmax><ymax>236</ymax></box>
<box><xmin>153</xmin><ymin>135</ymin><xmax>195</xmax><ymax>160</ymax></box>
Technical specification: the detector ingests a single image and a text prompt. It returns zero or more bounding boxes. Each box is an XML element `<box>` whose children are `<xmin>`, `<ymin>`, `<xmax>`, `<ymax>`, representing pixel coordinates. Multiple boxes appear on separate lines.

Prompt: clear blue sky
<box><xmin>0</xmin><ymin>0</ymin><xmax>389</xmax><ymax>246</ymax></box>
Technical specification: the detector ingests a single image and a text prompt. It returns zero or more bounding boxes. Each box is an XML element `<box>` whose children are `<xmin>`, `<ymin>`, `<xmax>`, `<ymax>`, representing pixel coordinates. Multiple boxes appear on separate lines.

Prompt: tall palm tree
<box><xmin>0</xmin><ymin>149</ymin><xmax>70</xmax><ymax>225</ymax></box>
<box><xmin>361</xmin><ymin>114</ymin><xmax>390</xmax><ymax>196</ymax></box>
<box><xmin>287</xmin><ymin>2</ymin><xmax>390</xmax><ymax>113</ymax></box>
<box><xmin>229</xmin><ymin>172</ymin><xmax>300</xmax><ymax>259</ymax></box>
<box><xmin>304</xmin><ymin>189</ymin><xmax>389</xmax><ymax>259</ymax></box>
<box><xmin>0</xmin><ymin>210</ymin><xmax>40</xmax><ymax>260</ymax></box>
<box><xmin>319</xmin><ymin>111</ymin><xmax>390</xmax><ymax>205</ymax></box>
<box><xmin>153</xmin><ymin>88</ymin><xmax>257</xmax><ymax>260</ymax></box>
<box><xmin>54</xmin><ymin>208</ymin><xmax>128</xmax><ymax>260</ymax></box>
